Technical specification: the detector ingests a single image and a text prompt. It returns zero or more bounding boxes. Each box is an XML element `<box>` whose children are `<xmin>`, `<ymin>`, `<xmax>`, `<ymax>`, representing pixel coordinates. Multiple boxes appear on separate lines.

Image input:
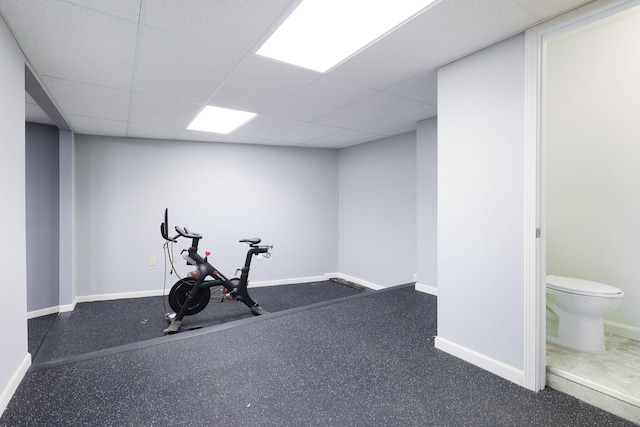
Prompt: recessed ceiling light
<box><xmin>187</xmin><ymin>106</ymin><xmax>257</xmax><ymax>134</ymax></box>
<box><xmin>256</xmin><ymin>0</ymin><xmax>439</xmax><ymax>73</ymax></box>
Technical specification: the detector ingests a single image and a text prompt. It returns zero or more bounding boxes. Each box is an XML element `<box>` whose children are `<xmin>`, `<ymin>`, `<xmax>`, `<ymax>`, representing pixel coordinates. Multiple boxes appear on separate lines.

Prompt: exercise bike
<box><xmin>160</xmin><ymin>209</ymin><xmax>271</xmax><ymax>334</ymax></box>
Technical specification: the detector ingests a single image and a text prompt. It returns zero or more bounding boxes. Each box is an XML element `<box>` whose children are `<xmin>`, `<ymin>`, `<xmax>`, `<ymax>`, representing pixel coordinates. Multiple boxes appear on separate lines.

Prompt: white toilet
<box><xmin>546</xmin><ymin>275</ymin><xmax>624</xmax><ymax>353</ymax></box>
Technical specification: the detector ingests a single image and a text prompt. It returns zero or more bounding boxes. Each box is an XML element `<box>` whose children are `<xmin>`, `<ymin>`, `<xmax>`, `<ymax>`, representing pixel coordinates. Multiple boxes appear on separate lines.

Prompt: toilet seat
<box><xmin>546</xmin><ymin>275</ymin><xmax>624</xmax><ymax>297</ymax></box>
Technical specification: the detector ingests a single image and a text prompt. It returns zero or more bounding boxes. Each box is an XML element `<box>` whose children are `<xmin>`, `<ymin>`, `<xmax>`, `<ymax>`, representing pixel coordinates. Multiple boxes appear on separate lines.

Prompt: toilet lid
<box><xmin>546</xmin><ymin>275</ymin><xmax>623</xmax><ymax>296</ymax></box>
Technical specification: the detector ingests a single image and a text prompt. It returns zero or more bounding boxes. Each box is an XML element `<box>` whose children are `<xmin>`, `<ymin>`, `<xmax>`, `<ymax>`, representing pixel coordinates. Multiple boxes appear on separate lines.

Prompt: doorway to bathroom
<box><xmin>534</xmin><ymin>0</ymin><xmax>640</xmax><ymax>421</ymax></box>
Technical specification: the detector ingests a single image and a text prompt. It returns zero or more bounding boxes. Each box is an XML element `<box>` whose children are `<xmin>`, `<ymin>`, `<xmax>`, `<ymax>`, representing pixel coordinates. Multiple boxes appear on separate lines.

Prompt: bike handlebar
<box><xmin>169</xmin><ymin>225</ymin><xmax>272</xmax><ymax>254</ymax></box>
<box><xmin>175</xmin><ymin>226</ymin><xmax>202</xmax><ymax>240</ymax></box>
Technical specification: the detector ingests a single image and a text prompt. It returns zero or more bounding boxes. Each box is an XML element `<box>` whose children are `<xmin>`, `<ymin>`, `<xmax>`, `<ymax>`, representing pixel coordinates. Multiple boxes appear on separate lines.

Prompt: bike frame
<box><xmin>161</xmin><ymin>209</ymin><xmax>271</xmax><ymax>334</ymax></box>
<box><xmin>179</xmin><ymin>232</ymin><xmax>269</xmax><ymax>314</ymax></box>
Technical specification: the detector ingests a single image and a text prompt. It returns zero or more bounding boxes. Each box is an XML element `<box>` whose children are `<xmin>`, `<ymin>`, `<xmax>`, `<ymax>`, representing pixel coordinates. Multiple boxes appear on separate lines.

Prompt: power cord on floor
<box><xmin>162</xmin><ymin>240</ymin><xmax>184</xmax><ymax>315</ymax></box>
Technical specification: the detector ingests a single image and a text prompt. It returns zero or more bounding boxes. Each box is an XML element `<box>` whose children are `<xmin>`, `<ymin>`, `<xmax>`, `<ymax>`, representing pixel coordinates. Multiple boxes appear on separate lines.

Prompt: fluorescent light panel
<box><xmin>257</xmin><ymin>0</ymin><xmax>438</xmax><ymax>73</ymax></box>
<box><xmin>187</xmin><ymin>106</ymin><xmax>257</xmax><ymax>134</ymax></box>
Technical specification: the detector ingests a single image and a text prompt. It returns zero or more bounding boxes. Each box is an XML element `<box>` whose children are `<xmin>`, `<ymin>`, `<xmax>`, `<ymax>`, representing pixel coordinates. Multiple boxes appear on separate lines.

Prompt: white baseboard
<box><xmin>252</xmin><ymin>273</ymin><xmax>384</xmax><ymax>290</ymax></box>
<box><xmin>252</xmin><ymin>273</ymin><xmax>386</xmax><ymax>289</ymax></box>
<box><xmin>329</xmin><ymin>273</ymin><xmax>384</xmax><ymax>290</ymax></box>
<box><xmin>415</xmin><ymin>282</ymin><xmax>438</xmax><ymax>295</ymax></box>
<box><xmin>27</xmin><ymin>305</ymin><xmax>60</xmax><ymax>319</ymax></box>
<box><xmin>59</xmin><ymin>300</ymin><xmax>77</xmax><ymax>313</ymax></box>
<box><xmin>28</xmin><ymin>300</ymin><xmax>78</xmax><ymax>317</ymax></box>
<box><xmin>605</xmin><ymin>320</ymin><xmax>640</xmax><ymax>341</ymax></box>
<box><xmin>0</xmin><ymin>353</ymin><xmax>31</xmax><ymax>418</ymax></box>
<box><xmin>434</xmin><ymin>336</ymin><xmax>525</xmax><ymax>386</ymax></box>
<box><xmin>74</xmin><ymin>289</ymin><xmax>167</xmax><ymax>304</ymax></box>
<box><xmin>249</xmin><ymin>275</ymin><xmax>329</xmax><ymax>288</ymax></box>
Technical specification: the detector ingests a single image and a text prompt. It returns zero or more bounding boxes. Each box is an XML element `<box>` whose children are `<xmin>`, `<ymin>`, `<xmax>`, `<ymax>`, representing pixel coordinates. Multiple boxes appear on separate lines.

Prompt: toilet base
<box><xmin>547</xmin><ymin>307</ymin><xmax>606</xmax><ymax>353</ymax></box>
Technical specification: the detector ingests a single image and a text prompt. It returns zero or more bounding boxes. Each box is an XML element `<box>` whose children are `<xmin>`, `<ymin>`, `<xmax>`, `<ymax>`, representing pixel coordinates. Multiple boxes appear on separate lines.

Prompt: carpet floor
<box><xmin>30</xmin><ymin>280</ymin><xmax>365</xmax><ymax>365</ymax></box>
<box><xmin>3</xmin><ymin>284</ymin><xmax>634</xmax><ymax>426</ymax></box>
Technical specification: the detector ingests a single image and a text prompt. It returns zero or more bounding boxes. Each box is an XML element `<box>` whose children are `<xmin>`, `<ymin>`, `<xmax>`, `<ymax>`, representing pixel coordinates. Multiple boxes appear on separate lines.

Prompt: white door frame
<box><xmin>523</xmin><ymin>0</ymin><xmax>640</xmax><ymax>391</ymax></box>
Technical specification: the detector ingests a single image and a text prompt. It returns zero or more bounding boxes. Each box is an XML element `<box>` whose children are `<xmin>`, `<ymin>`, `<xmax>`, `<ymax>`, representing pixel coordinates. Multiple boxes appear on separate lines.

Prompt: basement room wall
<box><xmin>0</xmin><ymin>15</ymin><xmax>28</xmax><ymax>415</ymax></box>
<box><xmin>436</xmin><ymin>34</ymin><xmax>527</xmax><ymax>382</ymax></box>
<box><xmin>416</xmin><ymin>117</ymin><xmax>437</xmax><ymax>292</ymax></box>
<box><xmin>74</xmin><ymin>135</ymin><xmax>339</xmax><ymax>297</ymax></box>
<box><xmin>25</xmin><ymin>122</ymin><xmax>60</xmax><ymax>312</ymax></box>
<box><xmin>338</xmin><ymin>132</ymin><xmax>417</xmax><ymax>288</ymax></box>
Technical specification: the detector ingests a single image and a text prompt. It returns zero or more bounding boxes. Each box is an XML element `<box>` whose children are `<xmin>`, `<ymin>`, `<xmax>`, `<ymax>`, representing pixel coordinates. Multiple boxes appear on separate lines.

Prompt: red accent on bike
<box><xmin>205</xmin><ymin>251</ymin><xmax>211</xmax><ymax>256</ymax></box>
<box><xmin>223</xmin><ymin>289</ymin><xmax>237</xmax><ymax>300</ymax></box>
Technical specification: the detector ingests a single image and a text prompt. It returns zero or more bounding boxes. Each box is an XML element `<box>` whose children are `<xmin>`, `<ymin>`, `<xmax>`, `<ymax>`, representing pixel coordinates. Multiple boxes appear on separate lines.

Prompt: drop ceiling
<box><xmin>1</xmin><ymin>0</ymin><xmax>592</xmax><ymax>148</ymax></box>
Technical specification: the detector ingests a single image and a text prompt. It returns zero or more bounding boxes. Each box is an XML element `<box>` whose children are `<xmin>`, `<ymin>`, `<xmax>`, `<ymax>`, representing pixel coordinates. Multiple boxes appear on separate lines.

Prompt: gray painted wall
<box><xmin>338</xmin><ymin>132</ymin><xmax>417</xmax><ymax>287</ymax></box>
<box><xmin>58</xmin><ymin>130</ymin><xmax>76</xmax><ymax>308</ymax></box>
<box><xmin>0</xmin><ymin>14</ymin><xmax>28</xmax><ymax>412</ymax></box>
<box><xmin>26</xmin><ymin>123</ymin><xmax>60</xmax><ymax>312</ymax></box>
<box><xmin>437</xmin><ymin>34</ymin><xmax>526</xmax><ymax>371</ymax></box>
<box><xmin>74</xmin><ymin>135</ymin><xmax>339</xmax><ymax>296</ymax></box>
<box><xmin>416</xmin><ymin>118</ymin><xmax>437</xmax><ymax>288</ymax></box>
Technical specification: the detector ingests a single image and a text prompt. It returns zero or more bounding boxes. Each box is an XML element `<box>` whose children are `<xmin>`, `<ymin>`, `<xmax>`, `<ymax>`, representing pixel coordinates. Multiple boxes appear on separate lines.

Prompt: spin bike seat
<box><xmin>240</xmin><ymin>238</ymin><xmax>261</xmax><ymax>245</ymax></box>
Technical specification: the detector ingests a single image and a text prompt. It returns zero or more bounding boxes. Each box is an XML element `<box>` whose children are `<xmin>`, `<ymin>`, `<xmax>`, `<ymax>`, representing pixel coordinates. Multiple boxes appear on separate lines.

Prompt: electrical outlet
<box><xmin>172</xmin><ymin>254</ymin><xmax>178</xmax><ymax>262</ymax></box>
<box><xmin>412</xmin><ymin>273</ymin><xmax>417</xmax><ymax>282</ymax></box>
<box><xmin>149</xmin><ymin>256</ymin><xmax>156</xmax><ymax>266</ymax></box>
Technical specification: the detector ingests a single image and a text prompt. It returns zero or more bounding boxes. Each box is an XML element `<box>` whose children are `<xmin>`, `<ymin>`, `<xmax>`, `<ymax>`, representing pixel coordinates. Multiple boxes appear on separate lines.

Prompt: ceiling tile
<box><xmin>514</xmin><ymin>0</ymin><xmax>591</xmax><ymax>19</ymax></box>
<box><xmin>385</xmin><ymin>69</ymin><xmax>438</xmax><ymax>104</ymax></box>
<box><xmin>65</xmin><ymin>0</ymin><xmax>142</xmax><ymax>22</ymax></box>
<box><xmin>354</xmin><ymin>104</ymin><xmax>437</xmax><ymax>135</ymax></box>
<box><xmin>43</xmin><ymin>77</ymin><xmax>130</xmax><ymax>121</ymax></box>
<box><xmin>329</xmin><ymin>0</ymin><xmax>540</xmax><ymax>89</ymax></box>
<box><xmin>129</xmin><ymin>92</ymin><xmax>202</xmax><ymax>128</ymax></box>
<box><xmin>267</xmin><ymin>76</ymin><xmax>377</xmax><ymax>122</ymax></box>
<box><xmin>305</xmin><ymin>129</ymin><xmax>384</xmax><ymax>148</ymax></box>
<box><xmin>144</xmin><ymin>0</ymin><xmax>291</xmax><ymax>42</ymax></box>
<box><xmin>0</xmin><ymin>0</ymin><xmax>137</xmax><ymax>89</ymax></box>
<box><xmin>314</xmin><ymin>91</ymin><xmax>421</xmax><ymax>128</ymax></box>
<box><xmin>67</xmin><ymin>114</ymin><xmax>128</xmax><ymax>136</ymax></box>
<box><xmin>133</xmin><ymin>26</ymin><xmax>236</xmax><ymax>103</ymax></box>
<box><xmin>175</xmin><ymin>128</ymin><xmax>268</xmax><ymax>145</ymax></box>
<box><xmin>274</xmin><ymin>122</ymin><xmax>343</xmax><ymax>144</ymax></box>
<box><xmin>127</xmin><ymin>122</ymin><xmax>181</xmax><ymax>140</ymax></box>
<box><xmin>210</xmin><ymin>56</ymin><xmax>320</xmax><ymax>113</ymax></box>
<box><xmin>214</xmin><ymin>133</ymin><xmax>272</xmax><ymax>145</ymax></box>
<box><xmin>233</xmin><ymin>114</ymin><xmax>306</xmax><ymax>139</ymax></box>
<box><xmin>5</xmin><ymin>0</ymin><xmax>598</xmax><ymax>148</ymax></box>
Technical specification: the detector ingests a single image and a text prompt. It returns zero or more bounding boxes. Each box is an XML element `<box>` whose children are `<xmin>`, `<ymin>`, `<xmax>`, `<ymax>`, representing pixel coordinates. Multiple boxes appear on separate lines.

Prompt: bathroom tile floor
<box><xmin>546</xmin><ymin>334</ymin><xmax>640</xmax><ymax>424</ymax></box>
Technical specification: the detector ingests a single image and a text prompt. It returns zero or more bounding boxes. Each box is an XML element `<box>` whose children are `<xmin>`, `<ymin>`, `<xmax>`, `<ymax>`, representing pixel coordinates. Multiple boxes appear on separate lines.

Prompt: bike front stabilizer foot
<box><xmin>251</xmin><ymin>304</ymin><xmax>269</xmax><ymax>316</ymax></box>
<box><xmin>163</xmin><ymin>320</ymin><xmax>182</xmax><ymax>335</ymax></box>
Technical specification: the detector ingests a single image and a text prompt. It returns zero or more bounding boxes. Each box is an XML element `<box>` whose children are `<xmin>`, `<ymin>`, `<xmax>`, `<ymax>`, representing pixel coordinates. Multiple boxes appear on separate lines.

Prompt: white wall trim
<box><xmin>605</xmin><ymin>320</ymin><xmax>640</xmax><ymax>341</ymax></box>
<box><xmin>529</xmin><ymin>0</ymin><xmax>640</xmax><ymax>37</ymax></box>
<box><xmin>74</xmin><ymin>289</ymin><xmax>168</xmax><ymax>304</ymax></box>
<box><xmin>330</xmin><ymin>273</ymin><xmax>385</xmax><ymax>290</ymax></box>
<box><xmin>434</xmin><ymin>336</ymin><xmax>525</xmax><ymax>386</ymax></box>
<box><xmin>415</xmin><ymin>282</ymin><xmax>438</xmax><ymax>296</ymax></box>
<box><xmin>59</xmin><ymin>301</ymin><xmax>77</xmax><ymax>313</ymax></box>
<box><xmin>523</xmin><ymin>28</ymin><xmax>544</xmax><ymax>392</ymax></box>
<box><xmin>249</xmin><ymin>275</ymin><xmax>329</xmax><ymax>288</ymax></box>
<box><xmin>27</xmin><ymin>305</ymin><xmax>59</xmax><ymax>319</ymax></box>
<box><xmin>0</xmin><ymin>354</ymin><xmax>31</xmax><ymax>418</ymax></box>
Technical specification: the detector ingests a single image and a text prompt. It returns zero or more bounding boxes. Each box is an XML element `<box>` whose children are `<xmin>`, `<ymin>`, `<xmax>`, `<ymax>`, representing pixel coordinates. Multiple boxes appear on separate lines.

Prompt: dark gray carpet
<box><xmin>27</xmin><ymin>313</ymin><xmax>57</xmax><ymax>356</ymax></box>
<box><xmin>32</xmin><ymin>280</ymin><xmax>365</xmax><ymax>363</ymax></box>
<box><xmin>3</xmin><ymin>286</ymin><xmax>633</xmax><ymax>426</ymax></box>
